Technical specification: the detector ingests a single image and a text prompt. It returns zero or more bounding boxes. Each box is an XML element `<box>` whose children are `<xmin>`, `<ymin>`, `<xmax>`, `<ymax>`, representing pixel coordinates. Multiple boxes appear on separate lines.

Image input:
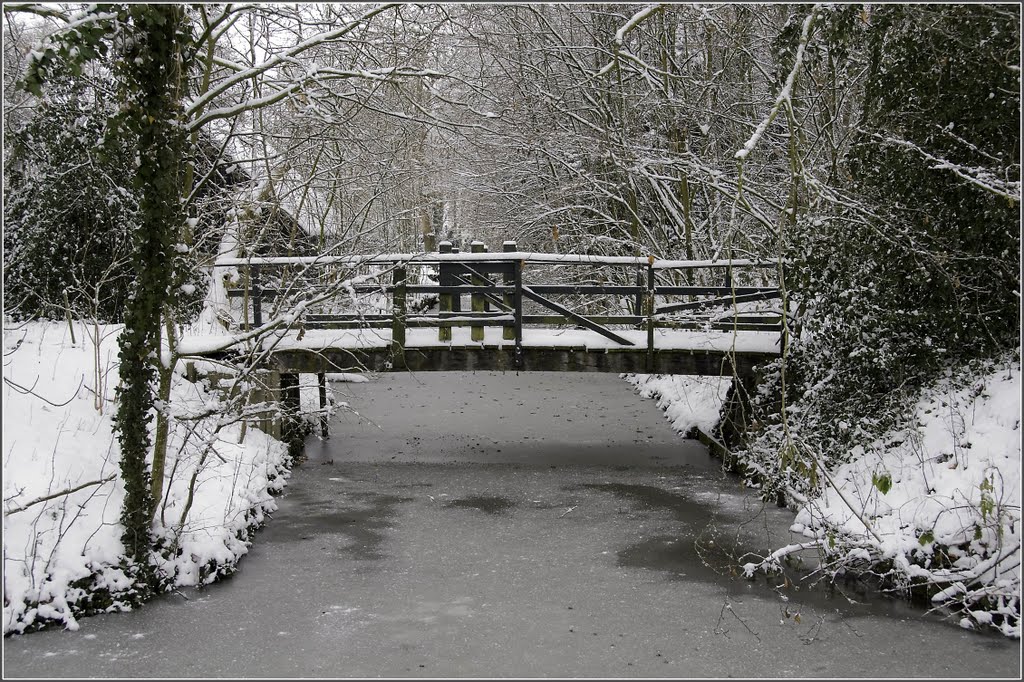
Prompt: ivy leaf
<box><xmin>871</xmin><ymin>471</ymin><xmax>892</xmax><ymax>495</ymax></box>
<box><xmin>918</xmin><ymin>530</ymin><xmax>935</xmax><ymax>546</ymax></box>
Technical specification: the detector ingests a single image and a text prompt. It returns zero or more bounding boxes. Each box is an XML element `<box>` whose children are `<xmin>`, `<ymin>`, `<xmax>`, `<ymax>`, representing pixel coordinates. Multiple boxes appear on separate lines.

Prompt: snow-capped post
<box><xmin>392</xmin><ymin>265</ymin><xmax>407</xmax><ymax>368</ymax></box>
<box><xmin>470</xmin><ymin>241</ymin><xmax>486</xmax><ymax>342</ymax></box>
<box><xmin>502</xmin><ymin>241</ymin><xmax>517</xmax><ymax>340</ymax></box>
<box><xmin>438</xmin><ymin>241</ymin><xmax>453</xmax><ymax>341</ymax></box>
<box><xmin>482</xmin><ymin>245</ymin><xmax>492</xmax><ymax>312</ymax></box>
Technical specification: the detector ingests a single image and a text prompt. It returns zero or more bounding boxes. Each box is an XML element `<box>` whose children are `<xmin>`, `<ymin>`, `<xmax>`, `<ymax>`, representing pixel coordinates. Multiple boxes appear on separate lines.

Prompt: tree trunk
<box><xmin>112</xmin><ymin>5</ymin><xmax>190</xmax><ymax>592</ymax></box>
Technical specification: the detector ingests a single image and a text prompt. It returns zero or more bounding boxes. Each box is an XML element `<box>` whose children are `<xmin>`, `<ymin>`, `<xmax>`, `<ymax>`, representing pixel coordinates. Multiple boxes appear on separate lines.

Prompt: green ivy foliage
<box><xmin>741</xmin><ymin>4</ymin><xmax>1020</xmax><ymax>499</ymax></box>
<box><xmin>850</xmin><ymin>3</ymin><xmax>1020</xmax><ymax>352</ymax></box>
<box><xmin>109</xmin><ymin>5</ymin><xmax>194</xmax><ymax>591</ymax></box>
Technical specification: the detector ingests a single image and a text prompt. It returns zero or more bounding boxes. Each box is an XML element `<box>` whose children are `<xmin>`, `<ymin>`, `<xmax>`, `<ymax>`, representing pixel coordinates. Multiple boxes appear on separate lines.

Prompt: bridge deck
<box><xmin>179</xmin><ymin>326</ymin><xmax>781</xmax><ymax>375</ymax></box>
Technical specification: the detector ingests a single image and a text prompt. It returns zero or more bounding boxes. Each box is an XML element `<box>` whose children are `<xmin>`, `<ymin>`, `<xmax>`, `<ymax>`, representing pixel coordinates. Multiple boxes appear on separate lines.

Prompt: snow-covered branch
<box><xmin>594</xmin><ymin>4</ymin><xmax>665</xmax><ymax>78</ymax></box>
<box><xmin>185</xmin><ymin>3</ymin><xmax>400</xmax><ymax>119</ymax></box>
<box><xmin>734</xmin><ymin>6</ymin><xmax>820</xmax><ymax>161</ymax></box>
<box><xmin>863</xmin><ymin>131</ymin><xmax>1022</xmax><ymax>201</ymax></box>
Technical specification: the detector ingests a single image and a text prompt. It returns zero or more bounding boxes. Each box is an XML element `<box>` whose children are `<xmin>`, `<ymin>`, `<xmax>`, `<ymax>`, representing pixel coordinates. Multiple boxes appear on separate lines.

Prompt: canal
<box><xmin>3</xmin><ymin>372</ymin><xmax>1019</xmax><ymax>677</ymax></box>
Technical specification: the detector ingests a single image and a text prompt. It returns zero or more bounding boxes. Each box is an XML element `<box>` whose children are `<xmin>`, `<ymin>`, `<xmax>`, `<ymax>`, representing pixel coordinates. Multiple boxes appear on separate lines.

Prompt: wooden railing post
<box><xmin>392</xmin><ymin>265</ymin><xmax>407</xmax><ymax>366</ymax></box>
<box><xmin>634</xmin><ymin>265</ymin><xmax>644</xmax><ymax>317</ymax></box>
<box><xmin>502</xmin><ymin>241</ymin><xmax>517</xmax><ymax>340</ymax></box>
<box><xmin>251</xmin><ymin>264</ymin><xmax>263</xmax><ymax>327</ymax></box>
<box><xmin>483</xmin><ymin>244</ymin><xmax>492</xmax><ymax>311</ymax></box>
<box><xmin>438</xmin><ymin>241</ymin><xmax>453</xmax><ymax>341</ymax></box>
<box><xmin>470</xmin><ymin>241</ymin><xmax>485</xmax><ymax>342</ymax></box>
<box><xmin>646</xmin><ymin>258</ymin><xmax>655</xmax><ymax>372</ymax></box>
<box><xmin>450</xmin><ymin>245</ymin><xmax>462</xmax><ymax>311</ymax></box>
<box><xmin>514</xmin><ymin>258</ymin><xmax>524</xmax><ymax>369</ymax></box>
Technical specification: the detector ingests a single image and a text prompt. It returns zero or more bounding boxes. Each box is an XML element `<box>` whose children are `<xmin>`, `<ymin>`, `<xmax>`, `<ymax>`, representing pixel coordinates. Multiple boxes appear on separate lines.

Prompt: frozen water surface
<box><xmin>3</xmin><ymin>372</ymin><xmax>1019</xmax><ymax>678</ymax></box>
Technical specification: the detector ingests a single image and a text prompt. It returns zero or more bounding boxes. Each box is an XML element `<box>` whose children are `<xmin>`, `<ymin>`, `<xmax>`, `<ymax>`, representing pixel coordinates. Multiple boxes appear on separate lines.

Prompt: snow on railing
<box><xmin>214</xmin><ymin>252</ymin><xmax>785</xmax><ymax>271</ymax></box>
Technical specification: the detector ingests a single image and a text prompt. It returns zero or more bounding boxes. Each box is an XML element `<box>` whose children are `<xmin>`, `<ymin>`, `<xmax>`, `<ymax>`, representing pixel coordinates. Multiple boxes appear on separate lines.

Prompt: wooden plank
<box><xmin>438</xmin><ymin>241</ymin><xmax>453</xmax><ymax>340</ymax></box>
<box><xmin>521</xmin><ymin>315</ymin><xmax>643</xmax><ymax>325</ymax></box>
<box><xmin>503</xmin><ymin>241</ymin><xmax>516</xmax><ymax>341</ymax></box>
<box><xmin>391</xmin><ymin>266</ymin><xmax>406</xmax><ymax>367</ymax></box>
<box><xmin>216</xmin><ymin>253</ymin><xmax>781</xmax><ymax>270</ymax></box>
<box><xmin>527</xmin><ymin>285</ymin><xmax>645</xmax><ymax>295</ymax></box>
<box><xmin>230</xmin><ymin>283</ymin><xmax>722</xmax><ymax>297</ymax></box>
<box><xmin>304</xmin><ymin>320</ymin><xmax>391</xmax><ymax>330</ymax></box>
<box><xmin>653</xmin><ymin>286</ymin><xmax>779</xmax><ymax>296</ymax></box>
<box><xmin>513</xmin><ymin>259</ymin><xmax>524</xmax><ymax>368</ymax></box>
<box><xmin>655</xmin><ymin>290</ymin><xmax>781</xmax><ymax>314</ymax></box>
<box><xmin>646</xmin><ymin>261</ymin><xmax>655</xmax><ymax>371</ymax></box>
<box><xmin>656</xmin><ymin>321</ymin><xmax>782</xmax><ymax>333</ymax></box>
<box><xmin>306</xmin><ymin>313</ymin><xmax>644</xmax><ymax>328</ymax></box>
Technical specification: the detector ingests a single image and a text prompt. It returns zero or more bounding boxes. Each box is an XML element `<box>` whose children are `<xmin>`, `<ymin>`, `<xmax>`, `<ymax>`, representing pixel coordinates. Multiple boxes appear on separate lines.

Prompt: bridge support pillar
<box><xmin>717</xmin><ymin>372</ymin><xmax>758</xmax><ymax>464</ymax></box>
<box><xmin>279</xmin><ymin>372</ymin><xmax>303</xmax><ymax>459</ymax></box>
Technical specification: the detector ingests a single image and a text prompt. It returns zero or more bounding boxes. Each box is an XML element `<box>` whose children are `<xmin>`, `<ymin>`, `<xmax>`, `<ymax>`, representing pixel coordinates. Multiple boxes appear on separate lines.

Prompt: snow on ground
<box><xmin>2</xmin><ymin>320</ymin><xmax>293</xmax><ymax>634</ymax></box>
<box><xmin>3</xmin><ymin>321</ymin><xmax>127</xmax><ymax>634</ymax></box>
<box><xmin>177</xmin><ymin>326</ymin><xmax>784</xmax><ymax>356</ymax></box>
<box><xmin>624</xmin><ymin>373</ymin><xmax>731</xmax><ymax>436</ymax></box>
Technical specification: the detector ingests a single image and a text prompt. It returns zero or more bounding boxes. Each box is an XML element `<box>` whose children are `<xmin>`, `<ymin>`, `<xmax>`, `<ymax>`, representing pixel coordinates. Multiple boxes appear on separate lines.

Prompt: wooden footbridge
<box><xmin>185</xmin><ymin>240</ymin><xmax>785</xmax><ymax>377</ymax></box>
<box><xmin>179</xmin><ymin>240</ymin><xmax>786</xmax><ymax>442</ymax></box>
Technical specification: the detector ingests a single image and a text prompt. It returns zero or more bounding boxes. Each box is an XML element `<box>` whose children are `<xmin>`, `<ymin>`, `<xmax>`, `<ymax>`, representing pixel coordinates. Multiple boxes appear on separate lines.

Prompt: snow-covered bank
<box><xmin>628</xmin><ymin>355</ymin><xmax>1021</xmax><ymax>638</ymax></box>
<box><xmin>623</xmin><ymin>374</ymin><xmax>731</xmax><ymax>437</ymax></box>
<box><xmin>2</xmin><ymin>321</ymin><xmax>292</xmax><ymax>634</ymax></box>
<box><xmin>784</xmin><ymin>354</ymin><xmax>1021</xmax><ymax>638</ymax></box>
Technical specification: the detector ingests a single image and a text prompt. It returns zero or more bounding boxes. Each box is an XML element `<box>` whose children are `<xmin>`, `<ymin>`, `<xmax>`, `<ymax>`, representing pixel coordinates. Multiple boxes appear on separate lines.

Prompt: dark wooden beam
<box><xmin>256</xmin><ymin>346</ymin><xmax>777</xmax><ymax>377</ymax></box>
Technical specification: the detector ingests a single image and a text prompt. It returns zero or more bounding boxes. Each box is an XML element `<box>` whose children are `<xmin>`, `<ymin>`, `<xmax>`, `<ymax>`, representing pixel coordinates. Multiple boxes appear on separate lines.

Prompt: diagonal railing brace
<box><xmin>520</xmin><ymin>286</ymin><xmax>635</xmax><ymax>346</ymax></box>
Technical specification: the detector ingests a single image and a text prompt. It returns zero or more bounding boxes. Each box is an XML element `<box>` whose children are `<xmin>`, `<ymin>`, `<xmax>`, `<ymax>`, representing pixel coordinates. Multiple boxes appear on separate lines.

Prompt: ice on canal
<box><xmin>4</xmin><ymin>372</ymin><xmax>1019</xmax><ymax>679</ymax></box>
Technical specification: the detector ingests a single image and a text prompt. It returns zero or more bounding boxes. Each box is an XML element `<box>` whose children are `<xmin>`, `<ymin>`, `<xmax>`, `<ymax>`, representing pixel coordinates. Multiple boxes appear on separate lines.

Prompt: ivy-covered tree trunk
<box><xmin>112</xmin><ymin>5</ymin><xmax>191</xmax><ymax>591</ymax></box>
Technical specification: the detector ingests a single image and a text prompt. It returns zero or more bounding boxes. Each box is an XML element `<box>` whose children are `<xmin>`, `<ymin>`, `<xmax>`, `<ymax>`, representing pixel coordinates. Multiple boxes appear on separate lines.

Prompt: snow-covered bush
<box><xmin>742</xmin><ymin>352</ymin><xmax>1020</xmax><ymax>637</ymax></box>
<box><xmin>3</xmin><ymin>75</ymin><xmax>138</xmax><ymax>323</ymax></box>
<box><xmin>2</xmin><ymin>321</ymin><xmax>293</xmax><ymax>634</ymax></box>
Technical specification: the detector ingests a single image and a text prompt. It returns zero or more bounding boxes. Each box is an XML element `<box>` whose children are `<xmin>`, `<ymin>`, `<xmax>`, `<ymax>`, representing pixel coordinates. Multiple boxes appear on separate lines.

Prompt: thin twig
<box><xmin>4</xmin><ymin>474</ymin><xmax>117</xmax><ymax>516</ymax></box>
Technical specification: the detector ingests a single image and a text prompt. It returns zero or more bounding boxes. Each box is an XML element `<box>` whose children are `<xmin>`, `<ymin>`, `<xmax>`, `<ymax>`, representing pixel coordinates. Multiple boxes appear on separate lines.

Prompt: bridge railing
<box><xmin>215</xmin><ymin>241</ymin><xmax>787</xmax><ymax>367</ymax></box>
